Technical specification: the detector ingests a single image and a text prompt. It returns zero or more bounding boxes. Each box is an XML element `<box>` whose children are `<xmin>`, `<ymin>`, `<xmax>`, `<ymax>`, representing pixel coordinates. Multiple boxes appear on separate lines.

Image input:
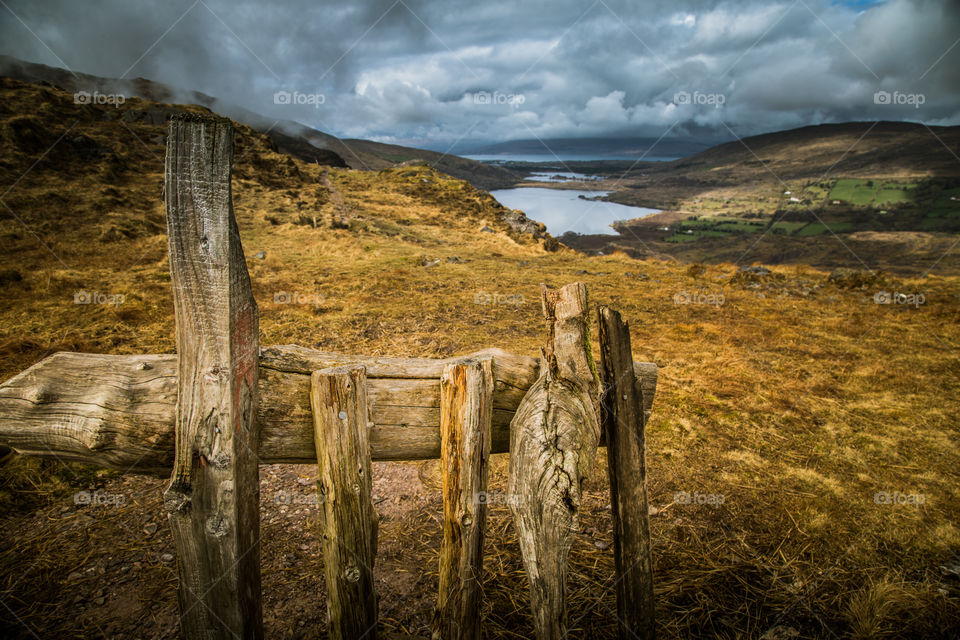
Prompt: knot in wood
<box><xmin>205</xmin><ymin>513</ymin><xmax>230</xmax><ymax>538</ymax></box>
<box><xmin>344</xmin><ymin>565</ymin><xmax>361</xmax><ymax>583</ymax></box>
<box><xmin>163</xmin><ymin>491</ymin><xmax>191</xmax><ymax>515</ymax></box>
<box><xmin>210</xmin><ymin>453</ymin><xmax>231</xmax><ymax>469</ymax></box>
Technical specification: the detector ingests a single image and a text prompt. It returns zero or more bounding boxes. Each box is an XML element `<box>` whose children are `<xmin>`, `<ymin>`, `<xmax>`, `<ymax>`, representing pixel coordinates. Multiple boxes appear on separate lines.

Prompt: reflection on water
<box><xmin>490</xmin><ymin>187</ymin><xmax>659</xmax><ymax>235</ymax></box>
<box><xmin>523</xmin><ymin>171</ymin><xmax>602</xmax><ymax>183</ymax></box>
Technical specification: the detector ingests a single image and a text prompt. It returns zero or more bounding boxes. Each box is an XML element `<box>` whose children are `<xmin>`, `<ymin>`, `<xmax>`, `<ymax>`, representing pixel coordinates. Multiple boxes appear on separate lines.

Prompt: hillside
<box><xmin>528</xmin><ymin>122</ymin><xmax>960</xmax><ymax>272</ymax></box>
<box><xmin>670</xmin><ymin>121</ymin><xmax>960</xmax><ymax>180</ymax></box>
<box><xmin>0</xmin><ymin>55</ymin><xmax>523</xmax><ymax>190</ymax></box>
<box><xmin>0</xmin><ymin>77</ymin><xmax>959</xmax><ymax>639</ymax></box>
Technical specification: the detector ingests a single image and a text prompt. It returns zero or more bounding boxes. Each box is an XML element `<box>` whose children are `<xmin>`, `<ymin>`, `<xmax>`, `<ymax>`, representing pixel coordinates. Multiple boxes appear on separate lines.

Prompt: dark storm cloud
<box><xmin>1</xmin><ymin>0</ymin><xmax>957</xmax><ymax>147</ymax></box>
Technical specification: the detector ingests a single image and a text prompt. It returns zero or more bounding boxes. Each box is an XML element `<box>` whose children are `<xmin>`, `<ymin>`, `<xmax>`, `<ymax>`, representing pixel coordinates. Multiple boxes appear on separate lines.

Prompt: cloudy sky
<box><xmin>1</xmin><ymin>0</ymin><xmax>958</xmax><ymax>150</ymax></box>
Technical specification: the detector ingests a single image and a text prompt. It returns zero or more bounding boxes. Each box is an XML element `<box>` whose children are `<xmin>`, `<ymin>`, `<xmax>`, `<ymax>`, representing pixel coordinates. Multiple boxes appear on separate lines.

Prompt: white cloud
<box><xmin>0</xmin><ymin>0</ymin><xmax>956</xmax><ymax>148</ymax></box>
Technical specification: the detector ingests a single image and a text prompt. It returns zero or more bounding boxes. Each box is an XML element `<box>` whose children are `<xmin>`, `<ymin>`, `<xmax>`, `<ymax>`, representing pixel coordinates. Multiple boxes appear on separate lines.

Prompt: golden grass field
<box><xmin>1</xmin><ymin>77</ymin><xmax>959</xmax><ymax>638</ymax></box>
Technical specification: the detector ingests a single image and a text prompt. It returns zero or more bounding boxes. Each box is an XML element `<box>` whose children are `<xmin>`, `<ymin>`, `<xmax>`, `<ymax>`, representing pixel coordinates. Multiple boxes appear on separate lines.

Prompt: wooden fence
<box><xmin>0</xmin><ymin>114</ymin><xmax>657</xmax><ymax>640</ymax></box>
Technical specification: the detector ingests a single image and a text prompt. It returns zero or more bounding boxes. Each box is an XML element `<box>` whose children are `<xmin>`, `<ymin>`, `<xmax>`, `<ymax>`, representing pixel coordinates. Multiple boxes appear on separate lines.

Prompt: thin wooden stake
<box><xmin>162</xmin><ymin>113</ymin><xmax>263</xmax><ymax>640</ymax></box>
<box><xmin>598</xmin><ymin>306</ymin><xmax>656</xmax><ymax>640</ymax></box>
<box><xmin>433</xmin><ymin>357</ymin><xmax>493</xmax><ymax>640</ymax></box>
<box><xmin>311</xmin><ymin>366</ymin><xmax>379</xmax><ymax>640</ymax></box>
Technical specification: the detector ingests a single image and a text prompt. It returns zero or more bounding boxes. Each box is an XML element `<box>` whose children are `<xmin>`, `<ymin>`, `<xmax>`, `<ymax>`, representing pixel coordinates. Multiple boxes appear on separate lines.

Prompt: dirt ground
<box><xmin>0</xmin><ymin>455</ymin><xmax>631</xmax><ymax>639</ymax></box>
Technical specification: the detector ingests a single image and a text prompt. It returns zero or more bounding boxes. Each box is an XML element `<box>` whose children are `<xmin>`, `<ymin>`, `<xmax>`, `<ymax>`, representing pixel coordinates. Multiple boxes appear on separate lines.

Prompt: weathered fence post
<box><xmin>433</xmin><ymin>357</ymin><xmax>494</xmax><ymax>640</ymax></box>
<box><xmin>311</xmin><ymin>366</ymin><xmax>379</xmax><ymax>639</ymax></box>
<box><xmin>162</xmin><ymin>113</ymin><xmax>263</xmax><ymax>639</ymax></box>
<box><xmin>598</xmin><ymin>307</ymin><xmax>656</xmax><ymax>639</ymax></box>
<box><xmin>508</xmin><ymin>282</ymin><xmax>601</xmax><ymax>640</ymax></box>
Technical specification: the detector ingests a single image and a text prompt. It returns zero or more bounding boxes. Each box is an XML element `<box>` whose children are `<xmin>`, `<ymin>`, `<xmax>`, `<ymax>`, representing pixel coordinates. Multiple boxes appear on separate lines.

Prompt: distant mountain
<box><xmin>670</xmin><ymin>120</ymin><xmax>960</xmax><ymax>178</ymax></box>
<box><xmin>0</xmin><ymin>55</ymin><xmax>522</xmax><ymax>190</ymax></box>
<box><xmin>462</xmin><ymin>136</ymin><xmax>714</xmax><ymax>159</ymax></box>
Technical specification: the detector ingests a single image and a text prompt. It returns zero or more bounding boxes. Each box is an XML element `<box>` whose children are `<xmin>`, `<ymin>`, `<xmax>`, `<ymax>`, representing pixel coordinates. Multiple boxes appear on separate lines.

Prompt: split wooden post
<box><xmin>508</xmin><ymin>283</ymin><xmax>602</xmax><ymax>640</ymax></box>
<box><xmin>433</xmin><ymin>357</ymin><xmax>494</xmax><ymax>640</ymax></box>
<box><xmin>162</xmin><ymin>114</ymin><xmax>263</xmax><ymax>639</ymax></box>
<box><xmin>310</xmin><ymin>366</ymin><xmax>379</xmax><ymax>640</ymax></box>
<box><xmin>598</xmin><ymin>307</ymin><xmax>656</xmax><ymax>639</ymax></box>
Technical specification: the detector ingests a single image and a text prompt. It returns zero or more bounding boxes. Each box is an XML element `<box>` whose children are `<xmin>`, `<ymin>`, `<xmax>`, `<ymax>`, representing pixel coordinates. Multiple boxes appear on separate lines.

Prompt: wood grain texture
<box><xmin>161</xmin><ymin>114</ymin><xmax>262</xmax><ymax>640</ymax></box>
<box><xmin>0</xmin><ymin>349</ymin><xmax>656</xmax><ymax>469</ymax></box>
<box><xmin>311</xmin><ymin>366</ymin><xmax>379</xmax><ymax>640</ymax></box>
<box><xmin>598</xmin><ymin>306</ymin><xmax>656</xmax><ymax>640</ymax></box>
<box><xmin>433</xmin><ymin>358</ymin><xmax>493</xmax><ymax>640</ymax></box>
<box><xmin>508</xmin><ymin>283</ymin><xmax>601</xmax><ymax>640</ymax></box>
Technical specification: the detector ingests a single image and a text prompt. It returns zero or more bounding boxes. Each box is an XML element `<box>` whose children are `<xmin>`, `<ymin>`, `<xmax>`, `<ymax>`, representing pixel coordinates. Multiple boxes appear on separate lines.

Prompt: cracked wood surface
<box><xmin>162</xmin><ymin>114</ymin><xmax>262</xmax><ymax>640</ymax></box>
<box><xmin>507</xmin><ymin>282</ymin><xmax>601</xmax><ymax>640</ymax></box>
<box><xmin>0</xmin><ymin>349</ymin><xmax>656</xmax><ymax>471</ymax></box>
<box><xmin>433</xmin><ymin>357</ymin><xmax>493</xmax><ymax>640</ymax></box>
<box><xmin>311</xmin><ymin>366</ymin><xmax>379</xmax><ymax>640</ymax></box>
<box><xmin>598</xmin><ymin>306</ymin><xmax>656</xmax><ymax>639</ymax></box>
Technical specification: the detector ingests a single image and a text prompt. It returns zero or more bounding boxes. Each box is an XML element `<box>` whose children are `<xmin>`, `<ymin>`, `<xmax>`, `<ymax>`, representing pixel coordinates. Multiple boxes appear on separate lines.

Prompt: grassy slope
<box><xmin>524</xmin><ymin>123</ymin><xmax>960</xmax><ymax>271</ymax></box>
<box><xmin>1</xmin><ymin>78</ymin><xmax>959</xmax><ymax>638</ymax></box>
<box><xmin>0</xmin><ymin>54</ymin><xmax>524</xmax><ymax>191</ymax></box>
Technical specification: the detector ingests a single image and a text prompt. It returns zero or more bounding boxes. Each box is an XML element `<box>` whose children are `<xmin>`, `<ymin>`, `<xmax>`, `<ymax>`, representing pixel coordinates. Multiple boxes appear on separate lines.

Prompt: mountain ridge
<box><xmin>0</xmin><ymin>54</ymin><xmax>523</xmax><ymax>190</ymax></box>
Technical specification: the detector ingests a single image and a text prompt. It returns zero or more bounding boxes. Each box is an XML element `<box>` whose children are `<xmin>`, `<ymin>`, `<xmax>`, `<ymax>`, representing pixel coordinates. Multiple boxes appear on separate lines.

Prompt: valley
<box><xmin>0</xmin><ymin>68</ymin><xmax>957</xmax><ymax>639</ymax></box>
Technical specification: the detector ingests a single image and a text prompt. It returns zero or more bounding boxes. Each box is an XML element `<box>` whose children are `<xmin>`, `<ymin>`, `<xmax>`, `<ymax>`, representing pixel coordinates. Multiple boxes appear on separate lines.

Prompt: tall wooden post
<box><xmin>598</xmin><ymin>307</ymin><xmax>656</xmax><ymax>639</ymax></box>
<box><xmin>311</xmin><ymin>366</ymin><xmax>379</xmax><ymax>640</ymax></box>
<box><xmin>433</xmin><ymin>357</ymin><xmax>493</xmax><ymax>640</ymax></box>
<box><xmin>162</xmin><ymin>113</ymin><xmax>263</xmax><ymax>639</ymax></box>
<box><xmin>508</xmin><ymin>283</ymin><xmax>601</xmax><ymax>640</ymax></box>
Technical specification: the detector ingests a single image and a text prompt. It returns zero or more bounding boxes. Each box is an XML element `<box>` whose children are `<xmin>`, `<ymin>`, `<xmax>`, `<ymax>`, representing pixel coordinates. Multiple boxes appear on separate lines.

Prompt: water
<box><xmin>523</xmin><ymin>171</ymin><xmax>602</xmax><ymax>183</ymax></box>
<box><xmin>464</xmin><ymin>154</ymin><xmax>679</xmax><ymax>163</ymax></box>
<box><xmin>490</xmin><ymin>188</ymin><xmax>659</xmax><ymax>236</ymax></box>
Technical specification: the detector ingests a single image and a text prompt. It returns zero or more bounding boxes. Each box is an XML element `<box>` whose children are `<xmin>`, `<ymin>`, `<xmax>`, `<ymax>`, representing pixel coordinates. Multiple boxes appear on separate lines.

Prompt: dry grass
<box><xmin>0</xmin><ymin>77</ymin><xmax>959</xmax><ymax>638</ymax></box>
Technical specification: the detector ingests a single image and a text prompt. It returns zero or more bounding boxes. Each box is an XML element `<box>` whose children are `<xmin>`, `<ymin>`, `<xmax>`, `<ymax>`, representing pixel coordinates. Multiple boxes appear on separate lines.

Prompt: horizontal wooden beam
<box><xmin>0</xmin><ymin>346</ymin><xmax>657</xmax><ymax>474</ymax></box>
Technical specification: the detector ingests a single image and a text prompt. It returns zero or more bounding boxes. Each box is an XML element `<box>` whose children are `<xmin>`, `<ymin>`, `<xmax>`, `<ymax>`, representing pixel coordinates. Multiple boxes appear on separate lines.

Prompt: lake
<box><xmin>523</xmin><ymin>171</ymin><xmax>602</xmax><ymax>183</ymax></box>
<box><xmin>464</xmin><ymin>154</ymin><xmax>679</xmax><ymax>163</ymax></box>
<box><xmin>490</xmin><ymin>187</ymin><xmax>659</xmax><ymax>235</ymax></box>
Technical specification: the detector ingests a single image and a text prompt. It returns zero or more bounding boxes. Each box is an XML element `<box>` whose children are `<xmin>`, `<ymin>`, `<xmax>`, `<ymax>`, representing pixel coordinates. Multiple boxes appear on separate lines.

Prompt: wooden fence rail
<box><xmin>0</xmin><ymin>348</ymin><xmax>656</xmax><ymax>473</ymax></box>
<box><xmin>0</xmin><ymin>114</ymin><xmax>658</xmax><ymax>640</ymax></box>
